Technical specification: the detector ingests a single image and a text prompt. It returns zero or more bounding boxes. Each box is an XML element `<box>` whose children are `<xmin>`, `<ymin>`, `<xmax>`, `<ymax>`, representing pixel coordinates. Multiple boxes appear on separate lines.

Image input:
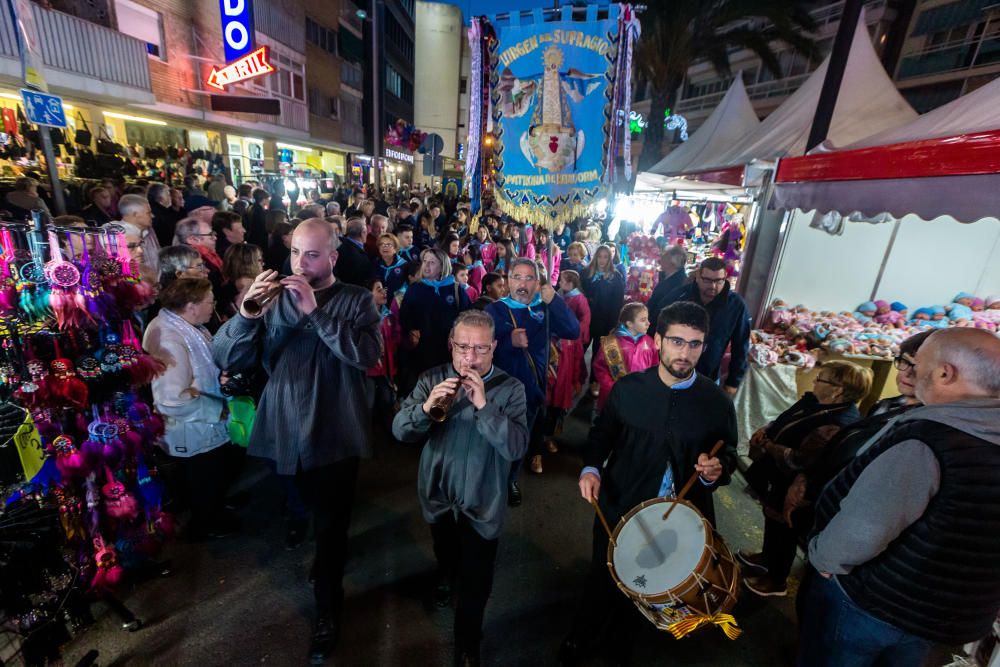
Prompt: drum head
<box><xmin>613</xmin><ymin>501</ymin><xmax>707</xmax><ymax>596</ymax></box>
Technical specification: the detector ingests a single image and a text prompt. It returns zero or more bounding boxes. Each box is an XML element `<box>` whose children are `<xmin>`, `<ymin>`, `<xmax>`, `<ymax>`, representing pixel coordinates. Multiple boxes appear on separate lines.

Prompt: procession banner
<box><xmin>489</xmin><ymin>5</ymin><xmax>628</xmax><ymax>228</ymax></box>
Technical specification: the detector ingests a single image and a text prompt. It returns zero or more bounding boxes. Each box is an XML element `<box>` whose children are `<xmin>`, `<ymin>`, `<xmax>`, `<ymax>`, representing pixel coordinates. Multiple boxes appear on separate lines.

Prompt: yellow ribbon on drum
<box><xmin>667</xmin><ymin>613</ymin><xmax>742</xmax><ymax>640</ymax></box>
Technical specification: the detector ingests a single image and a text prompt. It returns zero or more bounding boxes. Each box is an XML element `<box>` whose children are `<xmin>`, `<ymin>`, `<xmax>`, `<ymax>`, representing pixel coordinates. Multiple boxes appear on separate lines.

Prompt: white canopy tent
<box><xmin>840</xmin><ymin>73</ymin><xmax>1000</xmax><ymax>149</ymax></box>
<box><xmin>687</xmin><ymin>11</ymin><xmax>918</xmax><ymax>178</ymax></box>
<box><xmin>642</xmin><ymin>77</ymin><xmax>760</xmax><ymax>179</ymax></box>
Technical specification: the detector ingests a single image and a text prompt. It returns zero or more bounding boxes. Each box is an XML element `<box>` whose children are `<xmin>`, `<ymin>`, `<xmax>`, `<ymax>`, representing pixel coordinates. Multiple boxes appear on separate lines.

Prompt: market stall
<box><xmin>730</xmin><ymin>78</ymin><xmax>1000</xmax><ymax>453</ymax></box>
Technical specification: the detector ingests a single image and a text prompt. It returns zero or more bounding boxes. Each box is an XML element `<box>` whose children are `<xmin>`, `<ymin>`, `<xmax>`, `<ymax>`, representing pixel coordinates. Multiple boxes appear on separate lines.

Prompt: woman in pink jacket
<box><xmin>592</xmin><ymin>302</ymin><xmax>658</xmax><ymax>411</ymax></box>
<box><xmin>533</xmin><ymin>227</ymin><xmax>561</xmax><ymax>286</ymax></box>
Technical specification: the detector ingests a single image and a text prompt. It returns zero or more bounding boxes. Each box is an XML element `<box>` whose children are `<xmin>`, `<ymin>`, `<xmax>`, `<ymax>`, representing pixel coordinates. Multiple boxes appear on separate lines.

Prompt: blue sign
<box><xmin>219</xmin><ymin>0</ymin><xmax>255</xmax><ymax>63</ymax></box>
<box><xmin>20</xmin><ymin>89</ymin><xmax>66</xmax><ymax>128</ymax></box>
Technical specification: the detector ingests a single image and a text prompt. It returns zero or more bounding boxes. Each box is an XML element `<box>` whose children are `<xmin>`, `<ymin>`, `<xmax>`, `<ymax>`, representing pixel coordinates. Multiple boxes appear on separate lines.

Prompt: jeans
<box><xmin>796</xmin><ymin>567</ymin><xmax>933</xmax><ymax>667</ymax></box>
<box><xmin>430</xmin><ymin>513</ymin><xmax>499</xmax><ymax>653</ymax></box>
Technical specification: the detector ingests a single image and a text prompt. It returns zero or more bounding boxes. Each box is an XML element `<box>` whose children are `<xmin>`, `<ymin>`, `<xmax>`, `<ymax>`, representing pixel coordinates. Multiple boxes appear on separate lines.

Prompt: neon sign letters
<box><xmin>206</xmin><ymin>46</ymin><xmax>274</xmax><ymax>90</ymax></box>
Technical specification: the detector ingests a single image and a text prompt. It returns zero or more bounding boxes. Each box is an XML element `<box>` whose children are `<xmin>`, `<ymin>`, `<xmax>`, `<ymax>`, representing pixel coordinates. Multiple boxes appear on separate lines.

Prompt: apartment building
<box><xmin>893</xmin><ymin>0</ymin><xmax>1000</xmax><ymax>111</ymax></box>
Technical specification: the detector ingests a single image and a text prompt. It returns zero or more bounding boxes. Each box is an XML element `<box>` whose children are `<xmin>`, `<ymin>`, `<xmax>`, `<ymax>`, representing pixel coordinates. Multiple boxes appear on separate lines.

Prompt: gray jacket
<box><xmin>392</xmin><ymin>364</ymin><xmax>528</xmax><ymax>540</ymax></box>
<box><xmin>212</xmin><ymin>282</ymin><xmax>381</xmax><ymax>474</ymax></box>
<box><xmin>809</xmin><ymin>398</ymin><xmax>1000</xmax><ymax>575</ymax></box>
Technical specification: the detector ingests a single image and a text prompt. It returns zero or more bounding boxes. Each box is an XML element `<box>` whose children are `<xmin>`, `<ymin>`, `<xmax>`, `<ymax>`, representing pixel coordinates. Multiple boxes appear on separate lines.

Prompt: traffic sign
<box><xmin>20</xmin><ymin>89</ymin><xmax>67</xmax><ymax>128</ymax></box>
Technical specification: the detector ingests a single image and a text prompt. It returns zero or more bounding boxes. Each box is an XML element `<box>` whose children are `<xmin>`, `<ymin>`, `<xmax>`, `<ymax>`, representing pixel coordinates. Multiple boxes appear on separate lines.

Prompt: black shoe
<box><xmin>507</xmin><ymin>480</ymin><xmax>522</xmax><ymax>507</ymax></box>
<box><xmin>454</xmin><ymin>647</ymin><xmax>481</xmax><ymax>667</ymax></box>
<box><xmin>223</xmin><ymin>489</ymin><xmax>252</xmax><ymax>511</ymax></box>
<box><xmin>557</xmin><ymin>637</ymin><xmax>583</xmax><ymax>666</ymax></box>
<box><xmin>206</xmin><ymin>512</ymin><xmax>242</xmax><ymax>539</ymax></box>
<box><xmin>286</xmin><ymin>517</ymin><xmax>308</xmax><ymax>551</ymax></box>
<box><xmin>736</xmin><ymin>550</ymin><xmax>769</xmax><ymax>573</ymax></box>
<box><xmin>308</xmin><ymin>615</ymin><xmax>339</xmax><ymax>665</ymax></box>
<box><xmin>433</xmin><ymin>575</ymin><xmax>452</xmax><ymax>609</ymax></box>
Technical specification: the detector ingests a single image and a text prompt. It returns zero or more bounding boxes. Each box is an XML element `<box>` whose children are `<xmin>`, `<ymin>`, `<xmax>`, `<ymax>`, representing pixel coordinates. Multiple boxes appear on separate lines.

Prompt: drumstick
<box><xmin>590</xmin><ymin>498</ymin><xmax>616</xmax><ymax>547</ymax></box>
<box><xmin>662</xmin><ymin>440</ymin><xmax>725</xmax><ymax>521</ymax></box>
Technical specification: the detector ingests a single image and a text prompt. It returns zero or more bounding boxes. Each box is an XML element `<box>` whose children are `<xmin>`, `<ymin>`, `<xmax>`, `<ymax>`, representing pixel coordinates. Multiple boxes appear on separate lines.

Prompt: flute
<box><xmin>427</xmin><ymin>374</ymin><xmax>466</xmax><ymax>422</ymax></box>
<box><xmin>243</xmin><ymin>278</ymin><xmax>286</xmax><ymax>315</ymax></box>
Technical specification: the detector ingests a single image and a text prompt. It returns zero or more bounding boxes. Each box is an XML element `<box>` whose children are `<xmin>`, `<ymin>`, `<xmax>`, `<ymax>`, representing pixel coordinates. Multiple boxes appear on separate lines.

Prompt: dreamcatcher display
<box><xmin>0</xmin><ymin>215</ymin><xmax>166</xmax><ymax>661</ymax></box>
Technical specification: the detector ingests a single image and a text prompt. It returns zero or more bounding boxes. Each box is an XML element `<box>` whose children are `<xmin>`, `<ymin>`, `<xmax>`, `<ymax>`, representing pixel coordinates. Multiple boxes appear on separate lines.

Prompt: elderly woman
<box><xmin>399</xmin><ymin>247</ymin><xmax>471</xmax><ymax>391</ymax></box>
<box><xmin>740</xmin><ymin>360</ymin><xmax>873</xmax><ymax>597</ymax></box>
<box><xmin>372</xmin><ymin>232</ymin><xmax>407</xmax><ymax>300</ymax></box>
<box><xmin>158</xmin><ymin>245</ymin><xmax>208</xmax><ymax>290</ymax></box>
<box><xmin>4</xmin><ymin>177</ymin><xmax>49</xmax><ymax>218</ymax></box>
<box><xmin>143</xmin><ymin>278</ymin><xmax>238</xmax><ymax>539</ymax></box>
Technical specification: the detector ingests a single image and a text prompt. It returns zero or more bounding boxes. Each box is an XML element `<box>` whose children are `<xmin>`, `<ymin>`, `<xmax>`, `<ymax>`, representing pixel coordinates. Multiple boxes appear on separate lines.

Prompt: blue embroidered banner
<box><xmin>489</xmin><ymin>6</ymin><xmax>622</xmax><ymax>228</ymax></box>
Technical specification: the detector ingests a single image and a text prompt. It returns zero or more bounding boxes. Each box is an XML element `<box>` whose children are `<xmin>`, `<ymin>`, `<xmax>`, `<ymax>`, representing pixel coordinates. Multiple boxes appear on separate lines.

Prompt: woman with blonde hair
<box><xmin>741</xmin><ymin>360</ymin><xmax>873</xmax><ymax>597</ymax></box>
<box><xmin>219</xmin><ymin>243</ymin><xmax>263</xmax><ymax>320</ymax></box>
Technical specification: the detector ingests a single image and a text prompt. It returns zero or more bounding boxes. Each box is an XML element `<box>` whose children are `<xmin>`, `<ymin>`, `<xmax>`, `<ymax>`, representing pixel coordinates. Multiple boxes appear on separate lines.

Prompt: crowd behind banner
<box><xmin>1</xmin><ymin>170</ymin><xmax>998</xmax><ymax>667</ymax></box>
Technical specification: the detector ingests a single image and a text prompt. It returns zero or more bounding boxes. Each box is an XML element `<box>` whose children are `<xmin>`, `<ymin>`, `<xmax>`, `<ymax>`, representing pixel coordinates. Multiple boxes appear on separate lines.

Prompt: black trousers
<box><xmin>176</xmin><ymin>443</ymin><xmax>239</xmax><ymax>534</ymax></box>
<box><xmin>745</xmin><ymin>457</ymin><xmax>807</xmax><ymax>586</ymax></box>
<box><xmin>295</xmin><ymin>457</ymin><xmax>360</xmax><ymax>618</ymax></box>
<box><xmin>429</xmin><ymin>513</ymin><xmax>499</xmax><ymax>653</ymax></box>
<box><xmin>567</xmin><ymin>519</ymin><xmax>639</xmax><ymax>660</ymax></box>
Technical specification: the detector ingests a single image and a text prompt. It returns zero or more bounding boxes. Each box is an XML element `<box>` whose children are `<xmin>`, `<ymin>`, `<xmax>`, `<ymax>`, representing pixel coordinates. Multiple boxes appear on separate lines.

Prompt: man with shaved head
<box><xmin>212</xmin><ymin>218</ymin><xmax>382</xmax><ymax>664</ymax></box>
<box><xmin>798</xmin><ymin>328</ymin><xmax>1000</xmax><ymax>666</ymax></box>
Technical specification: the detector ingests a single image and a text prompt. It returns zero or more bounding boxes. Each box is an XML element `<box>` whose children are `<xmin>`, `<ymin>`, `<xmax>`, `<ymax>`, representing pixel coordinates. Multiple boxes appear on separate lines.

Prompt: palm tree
<box><xmin>636</xmin><ymin>0</ymin><xmax>820</xmax><ymax>170</ymax></box>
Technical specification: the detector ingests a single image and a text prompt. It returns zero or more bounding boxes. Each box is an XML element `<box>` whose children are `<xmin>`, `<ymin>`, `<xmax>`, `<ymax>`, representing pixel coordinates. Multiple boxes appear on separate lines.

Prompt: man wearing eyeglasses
<box><xmin>560</xmin><ymin>301</ymin><xmax>738</xmax><ymax>665</ymax></box>
<box><xmin>484</xmin><ymin>257</ymin><xmax>580</xmax><ymax>506</ymax></box>
<box><xmin>393</xmin><ymin>310</ymin><xmax>528</xmax><ymax>667</ymax></box>
<box><xmin>650</xmin><ymin>256</ymin><xmax>751</xmax><ymax>398</ymax></box>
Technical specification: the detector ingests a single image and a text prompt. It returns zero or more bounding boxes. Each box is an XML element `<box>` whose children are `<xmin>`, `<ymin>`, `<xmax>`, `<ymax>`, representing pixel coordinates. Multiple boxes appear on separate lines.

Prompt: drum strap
<box><xmin>601</xmin><ymin>335</ymin><xmax>628</xmax><ymax>383</ymax></box>
<box><xmin>667</xmin><ymin>613</ymin><xmax>742</xmax><ymax>641</ymax></box>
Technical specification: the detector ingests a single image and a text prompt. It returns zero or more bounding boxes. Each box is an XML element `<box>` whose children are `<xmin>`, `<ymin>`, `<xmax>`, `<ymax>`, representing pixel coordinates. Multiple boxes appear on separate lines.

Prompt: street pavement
<box><xmin>60</xmin><ymin>395</ymin><xmax>951</xmax><ymax>666</ymax></box>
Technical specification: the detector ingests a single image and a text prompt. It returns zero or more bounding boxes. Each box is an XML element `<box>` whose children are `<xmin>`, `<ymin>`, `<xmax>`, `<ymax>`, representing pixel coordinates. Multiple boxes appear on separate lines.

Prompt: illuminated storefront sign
<box><xmin>220</xmin><ymin>0</ymin><xmax>255</xmax><ymax>63</ymax></box>
<box><xmin>206</xmin><ymin>46</ymin><xmax>274</xmax><ymax>90</ymax></box>
<box><xmin>384</xmin><ymin>148</ymin><xmax>414</xmax><ymax>164</ymax></box>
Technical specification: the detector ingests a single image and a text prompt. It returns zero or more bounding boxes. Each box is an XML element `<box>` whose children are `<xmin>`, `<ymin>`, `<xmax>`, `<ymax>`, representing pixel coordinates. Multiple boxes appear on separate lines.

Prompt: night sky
<box><xmin>428</xmin><ymin>0</ymin><xmax>600</xmax><ymax>21</ymax></box>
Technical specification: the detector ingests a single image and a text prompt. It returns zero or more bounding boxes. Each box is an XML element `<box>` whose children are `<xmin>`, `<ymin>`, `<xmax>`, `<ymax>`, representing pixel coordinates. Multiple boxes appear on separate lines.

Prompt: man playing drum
<box><xmin>559</xmin><ymin>301</ymin><xmax>738</xmax><ymax>665</ymax></box>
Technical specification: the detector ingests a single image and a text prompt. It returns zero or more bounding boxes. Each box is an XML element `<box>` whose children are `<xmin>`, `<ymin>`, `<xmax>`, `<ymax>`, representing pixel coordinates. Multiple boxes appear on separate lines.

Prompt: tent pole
<box><xmin>806</xmin><ymin>0</ymin><xmax>864</xmax><ymax>152</ymax></box>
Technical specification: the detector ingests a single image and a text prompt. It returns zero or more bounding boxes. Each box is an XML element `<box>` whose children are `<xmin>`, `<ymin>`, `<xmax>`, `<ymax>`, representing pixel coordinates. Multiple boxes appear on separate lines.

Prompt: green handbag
<box><xmin>227</xmin><ymin>396</ymin><xmax>256</xmax><ymax>448</ymax></box>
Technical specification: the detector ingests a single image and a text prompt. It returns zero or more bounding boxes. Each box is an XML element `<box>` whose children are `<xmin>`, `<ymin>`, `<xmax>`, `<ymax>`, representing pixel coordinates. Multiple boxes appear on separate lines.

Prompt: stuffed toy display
<box><xmin>753</xmin><ymin>290</ymin><xmax>1000</xmax><ymax>367</ymax></box>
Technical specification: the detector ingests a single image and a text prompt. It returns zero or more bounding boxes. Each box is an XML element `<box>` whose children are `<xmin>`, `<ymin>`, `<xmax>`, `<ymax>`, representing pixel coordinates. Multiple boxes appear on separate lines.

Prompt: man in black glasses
<box><xmin>560</xmin><ymin>301</ymin><xmax>738</xmax><ymax>665</ymax></box>
<box><xmin>393</xmin><ymin>309</ymin><xmax>528</xmax><ymax>667</ymax></box>
<box><xmin>649</xmin><ymin>256</ymin><xmax>751</xmax><ymax>398</ymax></box>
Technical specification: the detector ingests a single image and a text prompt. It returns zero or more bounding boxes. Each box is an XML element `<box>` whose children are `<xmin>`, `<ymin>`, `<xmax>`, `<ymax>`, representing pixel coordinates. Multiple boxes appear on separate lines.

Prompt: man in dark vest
<box><xmin>800</xmin><ymin>327</ymin><xmax>1000</xmax><ymax>667</ymax></box>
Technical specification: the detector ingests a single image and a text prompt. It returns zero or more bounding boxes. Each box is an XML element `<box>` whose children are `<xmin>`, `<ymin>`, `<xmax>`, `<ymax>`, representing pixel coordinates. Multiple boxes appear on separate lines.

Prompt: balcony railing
<box><xmin>342</xmin><ymin>121</ymin><xmax>365</xmax><ymax>147</ymax></box>
<box><xmin>676</xmin><ymin>73</ymin><xmax>811</xmax><ymax>113</ymax></box>
<box><xmin>897</xmin><ymin>34</ymin><xmax>1000</xmax><ymax>79</ymax></box>
<box><xmin>239</xmin><ymin>99</ymin><xmax>309</xmax><ymax>133</ymax></box>
<box><xmin>0</xmin><ymin>2</ymin><xmax>151</xmax><ymax>92</ymax></box>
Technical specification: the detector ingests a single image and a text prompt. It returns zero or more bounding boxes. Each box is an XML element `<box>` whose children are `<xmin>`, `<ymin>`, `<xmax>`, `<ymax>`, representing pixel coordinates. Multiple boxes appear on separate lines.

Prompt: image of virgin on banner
<box><xmin>489</xmin><ymin>6</ymin><xmax>633</xmax><ymax>228</ymax></box>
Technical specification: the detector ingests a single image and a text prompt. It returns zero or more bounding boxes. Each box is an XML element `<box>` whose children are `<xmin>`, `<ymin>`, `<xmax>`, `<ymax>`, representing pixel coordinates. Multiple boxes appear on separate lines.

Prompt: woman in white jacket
<box><xmin>143</xmin><ymin>278</ymin><xmax>238</xmax><ymax>539</ymax></box>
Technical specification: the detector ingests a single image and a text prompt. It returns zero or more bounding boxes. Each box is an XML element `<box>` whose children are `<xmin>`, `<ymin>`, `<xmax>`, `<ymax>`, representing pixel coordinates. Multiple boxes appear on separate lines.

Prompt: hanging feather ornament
<box><xmin>101</xmin><ymin>467</ymin><xmax>139</xmax><ymax>522</ymax></box>
<box><xmin>121</xmin><ymin>321</ymin><xmax>163</xmax><ymax>385</ymax></box>
<box><xmin>45</xmin><ymin>230</ymin><xmax>92</xmax><ymax>330</ymax></box>
<box><xmin>90</xmin><ymin>534</ymin><xmax>124</xmax><ymax>591</ymax></box>
<box><xmin>0</xmin><ymin>229</ymin><xmax>18</xmax><ymax>315</ymax></box>
<box><xmin>48</xmin><ymin>358</ymin><xmax>88</xmax><ymax>410</ymax></box>
<box><xmin>51</xmin><ymin>434</ymin><xmax>87</xmax><ymax>480</ymax></box>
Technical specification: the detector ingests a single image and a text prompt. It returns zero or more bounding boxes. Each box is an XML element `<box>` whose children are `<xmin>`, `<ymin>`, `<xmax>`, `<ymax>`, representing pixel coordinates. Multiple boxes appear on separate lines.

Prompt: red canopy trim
<box><xmin>776</xmin><ymin>129</ymin><xmax>1000</xmax><ymax>184</ymax></box>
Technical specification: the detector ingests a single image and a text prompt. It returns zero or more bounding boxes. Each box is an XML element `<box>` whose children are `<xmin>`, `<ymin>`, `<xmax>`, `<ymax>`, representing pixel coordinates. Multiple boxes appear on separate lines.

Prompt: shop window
<box><xmin>386</xmin><ymin>66</ymin><xmax>403</xmax><ymax>98</ymax></box>
<box><xmin>115</xmin><ymin>0</ymin><xmax>166</xmax><ymax>60</ymax></box>
<box><xmin>306</xmin><ymin>17</ymin><xmax>338</xmax><ymax>56</ymax></box>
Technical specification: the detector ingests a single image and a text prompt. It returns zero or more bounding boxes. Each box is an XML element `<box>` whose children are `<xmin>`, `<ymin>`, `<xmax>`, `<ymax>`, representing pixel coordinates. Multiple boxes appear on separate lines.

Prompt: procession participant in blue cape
<box><xmin>396</xmin><ymin>224</ymin><xmax>418</xmax><ymax>262</ymax></box>
<box><xmin>485</xmin><ymin>257</ymin><xmax>579</xmax><ymax>506</ymax></box>
<box><xmin>371</xmin><ymin>232</ymin><xmax>408</xmax><ymax>300</ymax></box>
<box><xmin>399</xmin><ymin>247</ymin><xmax>472</xmax><ymax>396</ymax></box>
<box><xmin>559</xmin><ymin>301</ymin><xmax>738</xmax><ymax>666</ymax></box>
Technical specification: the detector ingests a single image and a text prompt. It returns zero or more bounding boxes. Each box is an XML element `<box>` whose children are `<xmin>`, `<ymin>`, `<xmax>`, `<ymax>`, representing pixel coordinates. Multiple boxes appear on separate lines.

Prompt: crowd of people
<box><xmin>6</xmin><ymin>173</ymin><xmax>1000</xmax><ymax>667</ymax></box>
